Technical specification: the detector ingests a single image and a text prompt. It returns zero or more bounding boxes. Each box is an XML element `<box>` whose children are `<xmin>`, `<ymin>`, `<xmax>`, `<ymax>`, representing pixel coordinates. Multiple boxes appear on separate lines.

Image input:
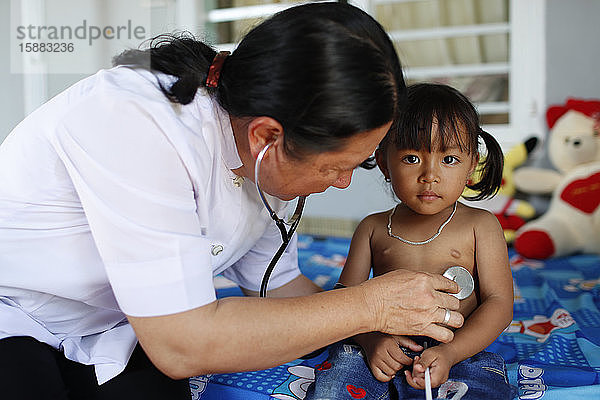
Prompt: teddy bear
<box><xmin>512</xmin><ymin>98</ymin><xmax>600</xmax><ymax>259</ymax></box>
<box><xmin>461</xmin><ymin>137</ymin><xmax>538</xmax><ymax>243</ymax></box>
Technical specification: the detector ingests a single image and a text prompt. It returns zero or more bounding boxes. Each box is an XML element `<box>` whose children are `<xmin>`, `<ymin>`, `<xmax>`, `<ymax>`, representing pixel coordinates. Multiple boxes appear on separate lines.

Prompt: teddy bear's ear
<box><xmin>546</xmin><ymin>106</ymin><xmax>568</xmax><ymax>129</ymax></box>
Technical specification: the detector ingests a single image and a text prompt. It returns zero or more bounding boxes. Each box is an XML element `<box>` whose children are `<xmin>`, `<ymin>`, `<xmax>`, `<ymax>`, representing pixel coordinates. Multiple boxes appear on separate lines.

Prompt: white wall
<box><xmin>519</xmin><ymin>1</ymin><xmax>600</xmax><ymax>174</ymax></box>
<box><xmin>1</xmin><ymin>0</ymin><xmax>170</xmax><ymax>142</ymax></box>
<box><xmin>0</xmin><ymin>0</ymin><xmax>25</xmax><ymax>140</ymax></box>
<box><xmin>545</xmin><ymin>0</ymin><xmax>600</xmax><ymax>106</ymax></box>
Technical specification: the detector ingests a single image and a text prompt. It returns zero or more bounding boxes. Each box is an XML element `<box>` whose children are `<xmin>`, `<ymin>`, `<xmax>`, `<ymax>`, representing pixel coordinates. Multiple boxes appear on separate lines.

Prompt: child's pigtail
<box><xmin>464</xmin><ymin>129</ymin><xmax>504</xmax><ymax>201</ymax></box>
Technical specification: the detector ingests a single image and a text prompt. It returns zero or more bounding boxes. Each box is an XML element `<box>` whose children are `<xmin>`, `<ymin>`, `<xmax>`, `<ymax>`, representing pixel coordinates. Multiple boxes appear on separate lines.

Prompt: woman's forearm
<box><xmin>130</xmin><ymin>286</ymin><xmax>373</xmax><ymax>379</ymax></box>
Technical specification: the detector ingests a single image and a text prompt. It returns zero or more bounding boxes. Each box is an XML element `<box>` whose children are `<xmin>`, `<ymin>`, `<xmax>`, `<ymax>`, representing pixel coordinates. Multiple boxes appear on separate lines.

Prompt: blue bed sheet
<box><xmin>193</xmin><ymin>235</ymin><xmax>600</xmax><ymax>400</ymax></box>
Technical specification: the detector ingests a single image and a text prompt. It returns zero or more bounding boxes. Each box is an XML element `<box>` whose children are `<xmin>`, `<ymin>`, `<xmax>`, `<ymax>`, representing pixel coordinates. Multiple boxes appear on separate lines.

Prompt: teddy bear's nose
<box><xmin>565</xmin><ymin>137</ymin><xmax>583</xmax><ymax>147</ymax></box>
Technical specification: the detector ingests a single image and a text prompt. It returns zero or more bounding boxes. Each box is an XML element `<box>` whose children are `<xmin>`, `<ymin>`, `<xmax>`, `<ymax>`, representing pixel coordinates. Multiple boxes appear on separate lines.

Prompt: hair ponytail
<box><xmin>113</xmin><ymin>3</ymin><xmax>404</xmax><ymax>157</ymax></box>
<box><xmin>464</xmin><ymin>129</ymin><xmax>504</xmax><ymax>201</ymax></box>
<box><xmin>113</xmin><ymin>33</ymin><xmax>217</xmax><ymax>104</ymax></box>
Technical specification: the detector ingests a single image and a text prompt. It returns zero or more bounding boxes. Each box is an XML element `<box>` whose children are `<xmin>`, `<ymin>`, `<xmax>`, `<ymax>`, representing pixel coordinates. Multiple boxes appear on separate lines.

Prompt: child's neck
<box><xmin>388</xmin><ymin>202</ymin><xmax>457</xmax><ymax>245</ymax></box>
<box><xmin>396</xmin><ymin>202</ymin><xmax>456</xmax><ymax>222</ymax></box>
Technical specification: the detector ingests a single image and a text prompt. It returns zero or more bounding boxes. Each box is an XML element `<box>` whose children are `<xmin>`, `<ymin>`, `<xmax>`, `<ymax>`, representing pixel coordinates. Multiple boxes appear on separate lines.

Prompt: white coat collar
<box><xmin>213</xmin><ymin>99</ymin><xmax>243</xmax><ymax>171</ymax></box>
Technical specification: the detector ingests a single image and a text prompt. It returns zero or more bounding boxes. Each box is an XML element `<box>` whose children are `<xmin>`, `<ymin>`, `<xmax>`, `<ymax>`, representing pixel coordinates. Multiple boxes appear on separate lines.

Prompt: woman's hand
<box><xmin>404</xmin><ymin>346</ymin><xmax>454</xmax><ymax>389</ymax></box>
<box><xmin>358</xmin><ymin>269</ymin><xmax>463</xmax><ymax>343</ymax></box>
<box><xmin>353</xmin><ymin>333</ymin><xmax>421</xmax><ymax>382</ymax></box>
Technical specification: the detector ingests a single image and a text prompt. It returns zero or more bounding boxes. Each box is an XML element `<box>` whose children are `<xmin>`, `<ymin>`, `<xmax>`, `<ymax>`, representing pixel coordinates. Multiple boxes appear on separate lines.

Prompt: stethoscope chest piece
<box><xmin>443</xmin><ymin>266</ymin><xmax>474</xmax><ymax>300</ymax></box>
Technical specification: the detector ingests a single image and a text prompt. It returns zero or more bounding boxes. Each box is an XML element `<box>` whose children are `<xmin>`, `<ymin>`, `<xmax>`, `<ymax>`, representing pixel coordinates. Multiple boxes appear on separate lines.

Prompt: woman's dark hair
<box><xmin>113</xmin><ymin>2</ymin><xmax>405</xmax><ymax>159</ymax></box>
<box><xmin>379</xmin><ymin>83</ymin><xmax>503</xmax><ymax>201</ymax></box>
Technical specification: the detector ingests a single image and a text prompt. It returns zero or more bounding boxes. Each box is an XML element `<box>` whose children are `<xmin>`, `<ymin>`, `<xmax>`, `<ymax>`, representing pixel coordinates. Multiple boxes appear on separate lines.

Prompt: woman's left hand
<box><xmin>404</xmin><ymin>346</ymin><xmax>454</xmax><ymax>389</ymax></box>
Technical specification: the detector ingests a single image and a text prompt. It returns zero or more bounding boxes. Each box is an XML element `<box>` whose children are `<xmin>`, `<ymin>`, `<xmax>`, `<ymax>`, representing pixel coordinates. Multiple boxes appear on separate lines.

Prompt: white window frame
<box><xmin>506</xmin><ymin>0</ymin><xmax>546</xmax><ymax>148</ymax></box>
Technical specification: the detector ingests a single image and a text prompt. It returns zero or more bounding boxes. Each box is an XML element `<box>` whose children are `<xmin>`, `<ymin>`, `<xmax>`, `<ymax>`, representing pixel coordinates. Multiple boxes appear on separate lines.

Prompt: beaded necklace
<box><xmin>387</xmin><ymin>202</ymin><xmax>457</xmax><ymax>245</ymax></box>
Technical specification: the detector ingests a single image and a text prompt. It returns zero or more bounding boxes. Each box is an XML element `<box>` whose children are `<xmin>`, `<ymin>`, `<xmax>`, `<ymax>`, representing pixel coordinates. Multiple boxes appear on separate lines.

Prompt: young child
<box><xmin>306</xmin><ymin>84</ymin><xmax>518</xmax><ymax>400</ymax></box>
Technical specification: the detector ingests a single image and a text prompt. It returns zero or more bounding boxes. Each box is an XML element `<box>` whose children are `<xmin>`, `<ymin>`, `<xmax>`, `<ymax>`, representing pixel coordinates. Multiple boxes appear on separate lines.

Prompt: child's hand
<box><xmin>404</xmin><ymin>347</ymin><xmax>453</xmax><ymax>389</ymax></box>
<box><xmin>355</xmin><ymin>333</ymin><xmax>422</xmax><ymax>382</ymax></box>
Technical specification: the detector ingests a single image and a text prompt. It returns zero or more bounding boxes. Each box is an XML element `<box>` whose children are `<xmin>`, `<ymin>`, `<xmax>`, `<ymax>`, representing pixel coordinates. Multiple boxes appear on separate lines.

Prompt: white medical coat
<box><xmin>0</xmin><ymin>66</ymin><xmax>300</xmax><ymax>384</ymax></box>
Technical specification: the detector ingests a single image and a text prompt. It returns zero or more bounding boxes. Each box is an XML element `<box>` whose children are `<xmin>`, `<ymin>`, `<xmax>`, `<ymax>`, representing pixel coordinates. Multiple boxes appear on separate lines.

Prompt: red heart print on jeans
<box><xmin>346</xmin><ymin>384</ymin><xmax>366</xmax><ymax>399</ymax></box>
<box><xmin>315</xmin><ymin>361</ymin><xmax>332</xmax><ymax>371</ymax></box>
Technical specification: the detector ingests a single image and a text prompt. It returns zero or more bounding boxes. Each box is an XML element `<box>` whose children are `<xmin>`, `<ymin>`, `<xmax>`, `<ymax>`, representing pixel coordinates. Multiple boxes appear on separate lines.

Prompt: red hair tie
<box><xmin>205</xmin><ymin>51</ymin><xmax>230</xmax><ymax>88</ymax></box>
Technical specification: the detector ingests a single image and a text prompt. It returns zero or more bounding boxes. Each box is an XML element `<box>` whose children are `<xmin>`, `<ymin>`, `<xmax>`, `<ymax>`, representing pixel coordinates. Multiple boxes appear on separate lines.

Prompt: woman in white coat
<box><xmin>0</xmin><ymin>3</ymin><xmax>462</xmax><ymax>399</ymax></box>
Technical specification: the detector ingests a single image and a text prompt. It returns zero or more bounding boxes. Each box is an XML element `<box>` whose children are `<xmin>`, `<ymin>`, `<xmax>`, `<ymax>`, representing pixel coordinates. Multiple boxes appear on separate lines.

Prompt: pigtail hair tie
<box><xmin>205</xmin><ymin>51</ymin><xmax>230</xmax><ymax>88</ymax></box>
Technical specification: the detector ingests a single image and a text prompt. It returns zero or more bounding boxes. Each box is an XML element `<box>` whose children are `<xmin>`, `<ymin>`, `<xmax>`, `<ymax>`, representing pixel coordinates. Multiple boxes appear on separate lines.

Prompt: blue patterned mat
<box><xmin>193</xmin><ymin>235</ymin><xmax>600</xmax><ymax>400</ymax></box>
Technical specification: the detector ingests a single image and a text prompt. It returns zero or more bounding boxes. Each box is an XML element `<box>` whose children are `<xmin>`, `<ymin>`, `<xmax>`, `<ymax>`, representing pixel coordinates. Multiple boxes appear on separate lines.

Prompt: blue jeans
<box><xmin>305</xmin><ymin>340</ymin><xmax>518</xmax><ymax>400</ymax></box>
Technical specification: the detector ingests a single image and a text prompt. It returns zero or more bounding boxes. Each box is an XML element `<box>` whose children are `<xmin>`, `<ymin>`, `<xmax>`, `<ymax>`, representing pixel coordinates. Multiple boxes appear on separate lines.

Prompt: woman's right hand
<box><xmin>358</xmin><ymin>269</ymin><xmax>463</xmax><ymax>343</ymax></box>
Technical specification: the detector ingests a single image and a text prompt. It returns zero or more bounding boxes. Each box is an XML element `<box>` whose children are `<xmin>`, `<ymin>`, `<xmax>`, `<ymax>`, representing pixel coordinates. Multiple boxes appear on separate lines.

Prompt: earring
<box><xmin>385</xmin><ymin>177</ymin><xmax>391</xmax><ymax>182</ymax></box>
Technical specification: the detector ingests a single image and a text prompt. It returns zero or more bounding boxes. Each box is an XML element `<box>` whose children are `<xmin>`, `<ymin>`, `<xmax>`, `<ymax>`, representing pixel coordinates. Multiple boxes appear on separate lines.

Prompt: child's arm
<box><xmin>337</xmin><ymin>216</ymin><xmax>375</xmax><ymax>286</ymax></box>
<box><xmin>340</xmin><ymin>216</ymin><xmax>421</xmax><ymax>382</ymax></box>
<box><xmin>406</xmin><ymin>211</ymin><xmax>513</xmax><ymax>389</ymax></box>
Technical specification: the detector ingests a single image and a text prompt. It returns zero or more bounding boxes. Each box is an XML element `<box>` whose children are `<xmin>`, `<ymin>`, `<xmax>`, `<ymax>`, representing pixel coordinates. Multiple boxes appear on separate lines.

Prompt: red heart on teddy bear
<box><xmin>560</xmin><ymin>172</ymin><xmax>600</xmax><ymax>214</ymax></box>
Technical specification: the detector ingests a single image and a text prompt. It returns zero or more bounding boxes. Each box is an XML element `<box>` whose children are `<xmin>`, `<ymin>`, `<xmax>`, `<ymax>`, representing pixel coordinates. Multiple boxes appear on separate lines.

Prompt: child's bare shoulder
<box><xmin>354</xmin><ymin>210</ymin><xmax>391</xmax><ymax>236</ymax></box>
<box><xmin>359</xmin><ymin>209</ymin><xmax>391</xmax><ymax>226</ymax></box>
<box><xmin>459</xmin><ymin>202</ymin><xmax>503</xmax><ymax>230</ymax></box>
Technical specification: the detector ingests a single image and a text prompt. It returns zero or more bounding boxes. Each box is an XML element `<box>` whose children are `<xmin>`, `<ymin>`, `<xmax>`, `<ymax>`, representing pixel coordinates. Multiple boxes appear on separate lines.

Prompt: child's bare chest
<box><xmin>370</xmin><ymin>223</ymin><xmax>476</xmax><ymax>277</ymax></box>
<box><xmin>367</xmin><ymin>210</ymin><xmax>481</xmax><ymax>317</ymax></box>
<box><xmin>372</xmin><ymin>225</ymin><xmax>478</xmax><ymax>317</ymax></box>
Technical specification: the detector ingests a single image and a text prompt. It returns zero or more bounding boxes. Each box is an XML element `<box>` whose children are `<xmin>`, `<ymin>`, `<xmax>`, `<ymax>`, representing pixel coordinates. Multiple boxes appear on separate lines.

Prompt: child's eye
<box><xmin>402</xmin><ymin>155</ymin><xmax>420</xmax><ymax>164</ymax></box>
<box><xmin>443</xmin><ymin>155</ymin><xmax>459</xmax><ymax>165</ymax></box>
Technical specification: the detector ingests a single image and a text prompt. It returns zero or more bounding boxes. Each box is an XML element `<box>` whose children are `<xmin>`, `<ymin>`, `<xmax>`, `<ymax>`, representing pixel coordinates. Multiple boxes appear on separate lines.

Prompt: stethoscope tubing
<box><xmin>254</xmin><ymin>142</ymin><xmax>306</xmax><ymax>297</ymax></box>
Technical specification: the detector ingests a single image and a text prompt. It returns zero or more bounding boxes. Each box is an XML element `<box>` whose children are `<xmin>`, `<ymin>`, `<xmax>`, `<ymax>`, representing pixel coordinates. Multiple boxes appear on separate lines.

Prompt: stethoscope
<box><xmin>254</xmin><ymin>143</ymin><xmax>306</xmax><ymax>297</ymax></box>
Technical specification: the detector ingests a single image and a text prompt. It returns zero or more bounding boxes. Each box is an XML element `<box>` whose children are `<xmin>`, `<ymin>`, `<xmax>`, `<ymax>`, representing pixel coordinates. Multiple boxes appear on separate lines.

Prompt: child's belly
<box><xmin>372</xmin><ymin>243</ymin><xmax>478</xmax><ymax>320</ymax></box>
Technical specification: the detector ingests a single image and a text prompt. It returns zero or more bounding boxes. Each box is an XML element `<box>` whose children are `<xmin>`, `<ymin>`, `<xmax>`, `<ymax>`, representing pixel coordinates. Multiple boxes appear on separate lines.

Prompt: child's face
<box><xmin>377</xmin><ymin>125</ymin><xmax>477</xmax><ymax>215</ymax></box>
